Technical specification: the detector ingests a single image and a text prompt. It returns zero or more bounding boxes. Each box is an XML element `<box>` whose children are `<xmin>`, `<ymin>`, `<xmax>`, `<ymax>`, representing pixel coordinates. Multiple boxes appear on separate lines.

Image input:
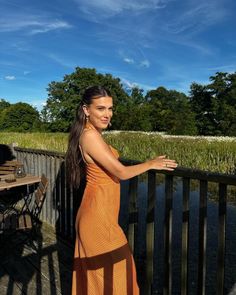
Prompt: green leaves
<box><xmin>1</xmin><ymin>68</ymin><xmax>235</xmax><ymax>136</ymax></box>
<box><xmin>146</xmin><ymin>87</ymin><xmax>197</xmax><ymax>135</ymax></box>
<box><xmin>42</xmin><ymin>67</ymin><xmax>129</xmax><ymax>132</ymax></box>
<box><xmin>0</xmin><ymin>102</ymin><xmax>40</xmax><ymax>132</ymax></box>
<box><xmin>190</xmin><ymin>72</ymin><xmax>236</xmax><ymax>136</ymax></box>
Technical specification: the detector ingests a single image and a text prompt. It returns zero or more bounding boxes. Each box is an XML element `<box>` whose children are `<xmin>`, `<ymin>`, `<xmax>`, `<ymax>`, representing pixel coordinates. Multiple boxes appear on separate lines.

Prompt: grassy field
<box><xmin>0</xmin><ymin>131</ymin><xmax>236</xmax><ymax>174</ymax></box>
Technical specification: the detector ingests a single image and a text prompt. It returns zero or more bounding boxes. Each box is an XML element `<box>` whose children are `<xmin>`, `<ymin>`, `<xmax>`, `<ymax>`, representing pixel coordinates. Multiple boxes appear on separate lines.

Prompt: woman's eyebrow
<box><xmin>95</xmin><ymin>105</ymin><xmax>113</xmax><ymax>108</ymax></box>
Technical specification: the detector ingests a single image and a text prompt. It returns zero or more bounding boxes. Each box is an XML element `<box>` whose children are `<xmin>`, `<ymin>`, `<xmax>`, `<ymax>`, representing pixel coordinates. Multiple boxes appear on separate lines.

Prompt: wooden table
<box><xmin>0</xmin><ymin>174</ymin><xmax>41</xmax><ymax>214</ymax></box>
<box><xmin>0</xmin><ymin>174</ymin><xmax>41</xmax><ymax>191</ymax></box>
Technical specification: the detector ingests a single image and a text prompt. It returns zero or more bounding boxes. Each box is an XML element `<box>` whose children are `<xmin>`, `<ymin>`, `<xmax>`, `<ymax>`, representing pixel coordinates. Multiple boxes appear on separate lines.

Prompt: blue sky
<box><xmin>1</xmin><ymin>0</ymin><xmax>236</xmax><ymax>111</ymax></box>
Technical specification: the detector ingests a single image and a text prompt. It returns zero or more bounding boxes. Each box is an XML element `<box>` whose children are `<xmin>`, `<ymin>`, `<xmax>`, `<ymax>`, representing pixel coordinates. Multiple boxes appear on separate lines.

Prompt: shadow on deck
<box><xmin>0</xmin><ymin>222</ymin><xmax>73</xmax><ymax>295</ymax></box>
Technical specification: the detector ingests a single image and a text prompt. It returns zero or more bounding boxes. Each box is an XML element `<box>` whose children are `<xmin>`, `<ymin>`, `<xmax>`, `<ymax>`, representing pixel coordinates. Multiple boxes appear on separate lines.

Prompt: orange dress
<box><xmin>71</xmin><ymin>141</ymin><xmax>139</xmax><ymax>294</ymax></box>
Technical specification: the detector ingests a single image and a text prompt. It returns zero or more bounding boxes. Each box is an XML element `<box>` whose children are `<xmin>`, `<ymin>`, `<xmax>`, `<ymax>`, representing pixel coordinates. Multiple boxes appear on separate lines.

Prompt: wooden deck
<box><xmin>0</xmin><ymin>223</ymin><xmax>74</xmax><ymax>295</ymax></box>
<box><xmin>5</xmin><ymin>146</ymin><xmax>236</xmax><ymax>294</ymax></box>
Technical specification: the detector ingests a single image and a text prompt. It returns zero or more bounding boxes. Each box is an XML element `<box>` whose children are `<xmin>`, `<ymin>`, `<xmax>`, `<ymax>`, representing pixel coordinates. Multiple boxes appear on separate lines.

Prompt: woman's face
<box><xmin>83</xmin><ymin>96</ymin><xmax>113</xmax><ymax>132</ymax></box>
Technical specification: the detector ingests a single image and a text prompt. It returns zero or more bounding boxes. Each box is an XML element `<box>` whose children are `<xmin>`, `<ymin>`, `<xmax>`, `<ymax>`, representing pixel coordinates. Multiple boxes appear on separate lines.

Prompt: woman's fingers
<box><xmin>158</xmin><ymin>155</ymin><xmax>166</xmax><ymax>159</ymax></box>
<box><xmin>152</xmin><ymin>155</ymin><xmax>178</xmax><ymax>170</ymax></box>
<box><xmin>161</xmin><ymin>159</ymin><xmax>178</xmax><ymax>170</ymax></box>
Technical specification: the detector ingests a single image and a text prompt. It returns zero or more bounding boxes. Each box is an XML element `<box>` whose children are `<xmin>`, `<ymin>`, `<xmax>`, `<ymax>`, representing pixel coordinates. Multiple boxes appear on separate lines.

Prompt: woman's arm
<box><xmin>80</xmin><ymin>130</ymin><xmax>177</xmax><ymax>180</ymax></box>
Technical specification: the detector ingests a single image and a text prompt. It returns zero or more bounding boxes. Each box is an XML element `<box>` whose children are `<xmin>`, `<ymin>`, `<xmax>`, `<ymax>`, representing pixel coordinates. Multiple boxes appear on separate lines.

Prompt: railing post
<box><xmin>197</xmin><ymin>180</ymin><xmax>208</xmax><ymax>295</ymax></box>
<box><xmin>217</xmin><ymin>183</ymin><xmax>227</xmax><ymax>295</ymax></box>
<box><xmin>128</xmin><ymin>176</ymin><xmax>138</xmax><ymax>252</ymax></box>
<box><xmin>146</xmin><ymin>170</ymin><xmax>156</xmax><ymax>294</ymax></box>
<box><xmin>181</xmin><ymin>177</ymin><xmax>190</xmax><ymax>295</ymax></box>
<box><xmin>163</xmin><ymin>175</ymin><xmax>173</xmax><ymax>295</ymax></box>
<box><xmin>136</xmin><ymin>175</ymin><xmax>148</xmax><ymax>295</ymax></box>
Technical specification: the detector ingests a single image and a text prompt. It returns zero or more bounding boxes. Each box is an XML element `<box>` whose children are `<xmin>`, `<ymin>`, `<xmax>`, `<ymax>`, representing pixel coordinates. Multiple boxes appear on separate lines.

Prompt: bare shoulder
<box><xmin>80</xmin><ymin>129</ymin><xmax>104</xmax><ymax>147</ymax></box>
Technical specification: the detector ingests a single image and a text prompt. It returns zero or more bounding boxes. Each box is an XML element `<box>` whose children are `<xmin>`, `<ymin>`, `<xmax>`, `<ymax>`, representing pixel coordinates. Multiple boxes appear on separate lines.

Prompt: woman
<box><xmin>66</xmin><ymin>86</ymin><xmax>177</xmax><ymax>295</ymax></box>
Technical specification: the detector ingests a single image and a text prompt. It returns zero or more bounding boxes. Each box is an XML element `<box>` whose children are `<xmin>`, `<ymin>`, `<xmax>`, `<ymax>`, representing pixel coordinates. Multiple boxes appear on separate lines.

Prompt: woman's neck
<box><xmin>85</xmin><ymin>122</ymin><xmax>102</xmax><ymax>134</ymax></box>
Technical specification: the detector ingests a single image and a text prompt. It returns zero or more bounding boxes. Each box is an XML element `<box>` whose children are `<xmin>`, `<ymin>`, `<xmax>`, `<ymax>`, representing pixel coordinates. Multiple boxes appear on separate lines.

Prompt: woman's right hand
<box><xmin>149</xmin><ymin>155</ymin><xmax>178</xmax><ymax>171</ymax></box>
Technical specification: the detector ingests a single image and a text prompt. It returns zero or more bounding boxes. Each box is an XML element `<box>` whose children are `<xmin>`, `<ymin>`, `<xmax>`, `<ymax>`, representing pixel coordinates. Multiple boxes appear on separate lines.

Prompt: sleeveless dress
<box><xmin>71</xmin><ymin>131</ymin><xmax>139</xmax><ymax>295</ymax></box>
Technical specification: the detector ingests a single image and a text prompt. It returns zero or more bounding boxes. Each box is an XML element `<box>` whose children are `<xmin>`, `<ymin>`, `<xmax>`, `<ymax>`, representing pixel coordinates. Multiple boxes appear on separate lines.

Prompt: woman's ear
<box><xmin>82</xmin><ymin>105</ymin><xmax>89</xmax><ymax>117</ymax></box>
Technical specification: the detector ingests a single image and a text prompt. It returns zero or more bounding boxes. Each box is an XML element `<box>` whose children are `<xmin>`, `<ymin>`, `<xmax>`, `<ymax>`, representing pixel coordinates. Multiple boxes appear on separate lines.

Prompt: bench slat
<box><xmin>0</xmin><ymin>160</ymin><xmax>23</xmax><ymax>175</ymax></box>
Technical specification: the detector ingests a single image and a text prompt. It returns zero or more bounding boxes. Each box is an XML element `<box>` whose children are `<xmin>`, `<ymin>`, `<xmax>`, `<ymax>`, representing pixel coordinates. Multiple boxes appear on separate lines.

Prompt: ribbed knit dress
<box><xmin>71</xmin><ymin>130</ymin><xmax>139</xmax><ymax>295</ymax></box>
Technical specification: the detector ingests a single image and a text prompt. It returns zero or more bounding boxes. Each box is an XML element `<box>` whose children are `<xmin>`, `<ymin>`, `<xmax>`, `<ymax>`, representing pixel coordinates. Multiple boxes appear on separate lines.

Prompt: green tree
<box><xmin>0</xmin><ymin>102</ymin><xmax>41</xmax><ymax>132</ymax></box>
<box><xmin>189</xmin><ymin>83</ymin><xmax>216</xmax><ymax>135</ymax></box>
<box><xmin>113</xmin><ymin>87</ymin><xmax>152</xmax><ymax>131</ymax></box>
<box><xmin>42</xmin><ymin>67</ymin><xmax>235</xmax><ymax>134</ymax></box>
<box><xmin>146</xmin><ymin>87</ymin><xmax>197</xmax><ymax>135</ymax></box>
<box><xmin>0</xmin><ymin>99</ymin><xmax>10</xmax><ymax>112</ymax></box>
<box><xmin>208</xmin><ymin>72</ymin><xmax>236</xmax><ymax>135</ymax></box>
<box><xmin>190</xmin><ymin>72</ymin><xmax>236</xmax><ymax>135</ymax></box>
<box><xmin>42</xmin><ymin>67</ymin><xmax>129</xmax><ymax>132</ymax></box>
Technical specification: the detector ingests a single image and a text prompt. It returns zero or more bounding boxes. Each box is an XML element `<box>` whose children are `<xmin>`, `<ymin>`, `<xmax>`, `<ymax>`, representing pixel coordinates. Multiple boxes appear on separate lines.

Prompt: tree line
<box><xmin>0</xmin><ymin>67</ymin><xmax>235</xmax><ymax>136</ymax></box>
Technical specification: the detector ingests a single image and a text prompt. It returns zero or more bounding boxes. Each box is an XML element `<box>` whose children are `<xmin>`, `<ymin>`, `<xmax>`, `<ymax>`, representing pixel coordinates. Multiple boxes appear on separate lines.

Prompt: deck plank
<box><xmin>1</xmin><ymin>253</ymin><xmax>55</xmax><ymax>295</ymax></box>
<box><xmin>0</xmin><ymin>265</ymin><xmax>22</xmax><ymax>295</ymax></box>
<box><xmin>0</xmin><ymin>223</ymin><xmax>74</xmax><ymax>295</ymax></box>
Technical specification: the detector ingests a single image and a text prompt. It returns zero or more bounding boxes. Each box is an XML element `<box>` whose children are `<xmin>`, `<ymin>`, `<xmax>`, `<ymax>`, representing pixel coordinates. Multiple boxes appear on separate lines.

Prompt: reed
<box><xmin>104</xmin><ymin>132</ymin><xmax>236</xmax><ymax>175</ymax></box>
<box><xmin>0</xmin><ymin>131</ymin><xmax>235</xmax><ymax>174</ymax></box>
<box><xmin>0</xmin><ymin>132</ymin><xmax>67</xmax><ymax>152</ymax></box>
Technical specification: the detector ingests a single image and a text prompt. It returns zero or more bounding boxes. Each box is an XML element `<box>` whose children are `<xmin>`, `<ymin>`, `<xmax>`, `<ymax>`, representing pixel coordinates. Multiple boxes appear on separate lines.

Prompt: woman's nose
<box><xmin>104</xmin><ymin>109</ymin><xmax>110</xmax><ymax>117</ymax></box>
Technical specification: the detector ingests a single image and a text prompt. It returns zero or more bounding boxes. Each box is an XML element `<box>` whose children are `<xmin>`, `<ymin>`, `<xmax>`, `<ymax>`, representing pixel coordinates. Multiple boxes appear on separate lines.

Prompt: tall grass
<box><xmin>0</xmin><ymin>131</ymin><xmax>235</xmax><ymax>174</ymax></box>
<box><xmin>0</xmin><ymin>132</ymin><xmax>67</xmax><ymax>152</ymax></box>
<box><xmin>104</xmin><ymin>132</ymin><xmax>236</xmax><ymax>175</ymax></box>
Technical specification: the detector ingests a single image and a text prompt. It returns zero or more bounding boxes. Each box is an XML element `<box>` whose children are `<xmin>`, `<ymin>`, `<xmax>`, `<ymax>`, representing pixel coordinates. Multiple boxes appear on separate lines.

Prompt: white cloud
<box><xmin>163</xmin><ymin>1</ymin><xmax>227</xmax><ymax>36</ymax></box>
<box><xmin>5</xmin><ymin>75</ymin><xmax>16</xmax><ymax>80</ymax></box>
<box><xmin>136</xmin><ymin>82</ymin><xmax>156</xmax><ymax>91</ymax></box>
<box><xmin>121</xmin><ymin>77</ymin><xmax>155</xmax><ymax>92</ymax></box>
<box><xmin>140</xmin><ymin>59</ymin><xmax>150</xmax><ymax>68</ymax></box>
<box><xmin>29</xmin><ymin>20</ymin><xmax>71</xmax><ymax>35</ymax></box>
<box><xmin>121</xmin><ymin>51</ymin><xmax>151</xmax><ymax>68</ymax></box>
<box><xmin>206</xmin><ymin>64</ymin><xmax>236</xmax><ymax>72</ymax></box>
<box><xmin>32</xmin><ymin>100</ymin><xmax>47</xmax><ymax>111</ymax></box>
<box><xmin>0</xmin><ymin>15</ymin><xmax>72</xmax><ymax>35</ymax></box>
<box><xmin>124</xmin><ymin>57</ymin><xmax>135</xmax><ymax>64</ymax></box>
<box><xmin>121</xmin><ymin>78</ymin><xmax>138</xmax><ymax>89</ymax></box>
<box><xmin>75</xmin><ymin>0</ymin><xmax>170</xmax><ymax>17</ymax></box>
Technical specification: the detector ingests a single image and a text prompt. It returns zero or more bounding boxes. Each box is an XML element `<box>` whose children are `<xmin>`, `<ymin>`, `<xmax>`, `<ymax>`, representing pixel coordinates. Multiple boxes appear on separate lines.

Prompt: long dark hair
<box><xmin>65</xmin><ymin>86</ymin><xmax>111</xmax><ymax>188</ymax></box>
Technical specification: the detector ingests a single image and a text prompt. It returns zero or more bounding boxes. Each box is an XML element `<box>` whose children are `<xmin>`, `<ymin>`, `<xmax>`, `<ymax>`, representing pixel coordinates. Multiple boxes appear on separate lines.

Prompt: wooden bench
<box><xmin>0</xmin><ymin>160</ymin><xmax>23</xmax><ymax>176</ymax></box>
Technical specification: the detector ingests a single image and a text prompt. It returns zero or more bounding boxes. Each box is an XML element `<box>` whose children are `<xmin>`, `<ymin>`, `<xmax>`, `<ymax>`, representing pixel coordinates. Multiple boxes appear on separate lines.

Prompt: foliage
<box><xmin>42</xmin><ymin>67</ymin><xmax>129</xmax><ymax>132</ymax></box>
<box><xmin>0</xmin><ymin>99</ymin><xmax>10</xmax><ymax>113</ymax></box>
<box><xmin>146</xmin><ymin>87</ymin><xmax>197</xmax><ymax>135</ymax></box>
<box><xmin>0</xmin><ymin>102</ymin><xmax>41</xmax><ymax>132</ymax></box>
<box><xmin>1</xmin><ymin>68</ymin><xmax>236</xmax><ymax>136</ymax></box>
<box><xmin>113</xmin><ymin>87</ymin><xmax>152</xmax><ymax>131</ymax></box>
<box><xmin>104</xmin><ymin>132</ymin><xmax>236</xmax><ymax>174</ymax></box>
<box><xmin>190</xmin><ymin>72</ymin><xmax>236</xmax><ymax>136</ymax></box>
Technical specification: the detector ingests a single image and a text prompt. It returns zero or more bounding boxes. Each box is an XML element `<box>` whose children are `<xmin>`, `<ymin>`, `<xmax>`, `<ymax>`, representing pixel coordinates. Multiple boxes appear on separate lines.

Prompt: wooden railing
<box><xmin>13</xmin><ymin>147</ymin><xmax>236</xmax><ymax>295</ymax></box>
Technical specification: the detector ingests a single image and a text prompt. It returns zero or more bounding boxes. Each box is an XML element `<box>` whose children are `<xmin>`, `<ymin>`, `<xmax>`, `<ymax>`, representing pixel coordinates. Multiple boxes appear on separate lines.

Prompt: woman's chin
<box><xmin>101</xmin><ymin>122</ymin><xmax>109</xmax><ymax>128</ymax></box>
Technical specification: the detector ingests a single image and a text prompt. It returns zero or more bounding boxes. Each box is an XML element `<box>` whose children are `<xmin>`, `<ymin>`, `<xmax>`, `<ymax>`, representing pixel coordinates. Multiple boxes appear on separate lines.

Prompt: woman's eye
<box><xmin>97</xmin><ymin>107</ymin><xmax>113</xmax><ymax>111</ymax></box>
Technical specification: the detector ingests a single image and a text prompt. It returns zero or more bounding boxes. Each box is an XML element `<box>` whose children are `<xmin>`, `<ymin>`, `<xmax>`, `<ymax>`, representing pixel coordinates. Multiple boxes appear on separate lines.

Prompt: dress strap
<box><xmin>79</xmin><ymin>123</ymin><xmax>97</xmax><ymax>165</ymax></box>
<box><xmin>79</xmin><ymin>144</ymin><xmax>89</xmax><ymax>164</ymax></box>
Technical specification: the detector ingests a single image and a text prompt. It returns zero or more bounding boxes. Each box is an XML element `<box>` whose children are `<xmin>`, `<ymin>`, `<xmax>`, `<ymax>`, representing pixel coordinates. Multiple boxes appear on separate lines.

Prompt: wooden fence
<box><xmin>13</xmin><ymin>147</ymin><xmax>236</xmax><ymax>295</ymax></box>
